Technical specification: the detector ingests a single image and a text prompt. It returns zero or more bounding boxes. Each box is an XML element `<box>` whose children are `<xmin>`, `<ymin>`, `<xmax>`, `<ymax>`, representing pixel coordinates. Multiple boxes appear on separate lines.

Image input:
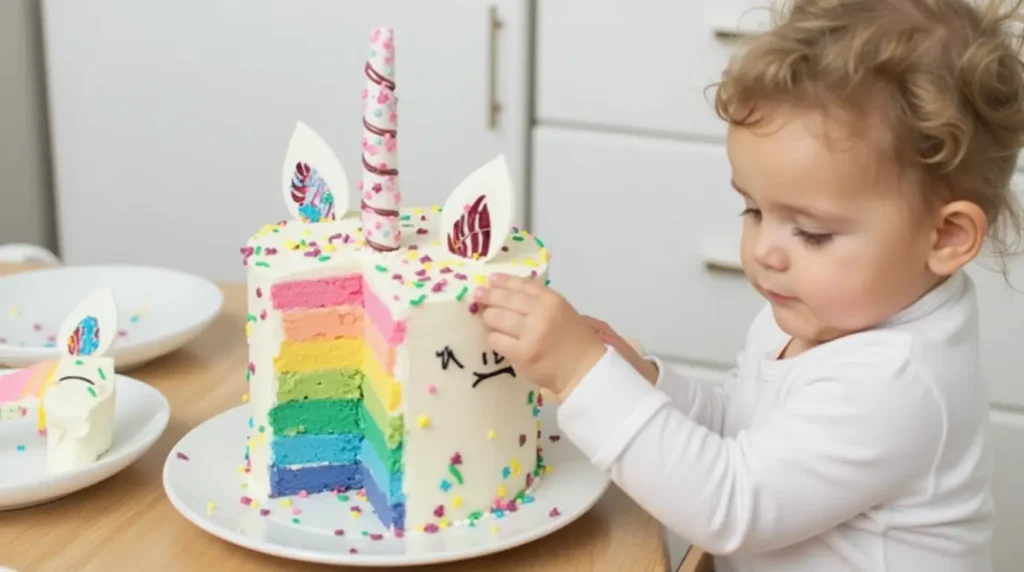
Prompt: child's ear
<box><xmin>927</xmin><ymin>200</ymin><xmax>987</xmax><ymax>276</ymax></box>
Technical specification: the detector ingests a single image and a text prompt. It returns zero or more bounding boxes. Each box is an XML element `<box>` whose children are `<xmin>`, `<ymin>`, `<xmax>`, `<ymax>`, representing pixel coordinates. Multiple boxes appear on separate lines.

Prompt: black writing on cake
<box><xmin>472</xmin><ymin>351</ymin><xmax>515</xmax><ymax>388</ymax></box>
<box><xmin>481</xmin><ymin>351</ymin><xmax>506</xmax><ymax>366</ymax></box>
<box><xmin>435</xmin><ymin>346</ymin><xmax>465</xmax><ymax>370</ymax></box>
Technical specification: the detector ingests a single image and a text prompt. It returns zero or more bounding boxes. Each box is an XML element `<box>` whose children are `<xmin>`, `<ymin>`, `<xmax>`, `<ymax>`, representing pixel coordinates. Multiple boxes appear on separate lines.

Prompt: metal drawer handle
<box><xmin>701</xmin><ymin>243</ymin><xmax>745</xmax><ymax>274</ymax></box>
<box><xmin>713</xmin><ymin>28</ymin><xmax>752</xmax><ymax>41</ymax></box>
<box><xmin>487</xmin><ymin>6</ymin><xmax>503</xmax><ymax>130</ymax></box>
<box><xmin>711</xmin><ymin>26</ymin><xmax>760</xmax><ymax>42</ymax></box>
<box><xmin>704</xmin><ymin>258</ymin><xmax>746</xmax><ymax>274</ymax></box>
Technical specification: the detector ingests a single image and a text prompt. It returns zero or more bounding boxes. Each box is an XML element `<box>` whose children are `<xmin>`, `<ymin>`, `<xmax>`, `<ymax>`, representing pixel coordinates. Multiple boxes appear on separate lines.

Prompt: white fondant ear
<box><xmin>441</xmin><ymin>155</ymin><xmax>515</xmax><ymax>263</ymax></box>
<box><xmin>56</xmin><ymin>288</ymin><xmax>118</xmax><ymax>357</ymax></box>
<box><xmin>282</xmin><ymin>121</ymin><xmax>351</xmax><ymax>223</ymax></box>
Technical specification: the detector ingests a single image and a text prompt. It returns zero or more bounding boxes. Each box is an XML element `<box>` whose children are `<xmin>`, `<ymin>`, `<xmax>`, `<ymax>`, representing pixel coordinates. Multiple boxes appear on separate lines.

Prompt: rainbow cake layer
<box><xmin>242</xmin><ymin>207</ymin><xmax>550</xmax><ymax>532</ymax></box>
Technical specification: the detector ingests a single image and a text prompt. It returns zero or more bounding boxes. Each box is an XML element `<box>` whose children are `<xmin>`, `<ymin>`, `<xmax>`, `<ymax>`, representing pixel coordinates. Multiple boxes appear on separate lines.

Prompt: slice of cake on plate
<box><xmin>0</xmin><ymin>287</ymin><xmax>118</xmax><ymax>471</ymax></box>
<box><xmin>240</xmin><ymin>27</ymin><xmax>551</xmax><ymax>535</ymax></box>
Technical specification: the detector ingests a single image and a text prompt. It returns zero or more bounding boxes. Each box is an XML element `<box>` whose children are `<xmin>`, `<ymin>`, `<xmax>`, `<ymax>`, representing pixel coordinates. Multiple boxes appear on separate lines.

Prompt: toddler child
<box><xmin>474</xmin><ymin>0</ymin><xmax>1024</xmax><ymax>570</ymax></box>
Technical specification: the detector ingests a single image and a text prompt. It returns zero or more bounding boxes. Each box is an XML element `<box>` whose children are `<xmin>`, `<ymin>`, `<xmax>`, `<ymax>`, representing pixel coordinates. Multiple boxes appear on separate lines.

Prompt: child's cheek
<box><xmin>801</xmin><ymin>266</ymin><xmax>887</xmax><ymax>334</ymax></box>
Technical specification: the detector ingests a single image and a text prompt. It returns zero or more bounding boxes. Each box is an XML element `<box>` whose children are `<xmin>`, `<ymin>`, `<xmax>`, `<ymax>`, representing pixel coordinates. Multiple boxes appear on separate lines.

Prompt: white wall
<box><xmin>0</xmin><ymin>0</ymin><xmax>55</xmax><ymax>251</ymax></box>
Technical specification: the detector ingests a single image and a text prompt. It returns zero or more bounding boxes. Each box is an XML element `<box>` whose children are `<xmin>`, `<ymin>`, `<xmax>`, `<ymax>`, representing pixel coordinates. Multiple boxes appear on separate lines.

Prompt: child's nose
<box><xmin>754</xmin><ymin>239</ymin><xmax>789</xmax><ymax>272</ymax></box>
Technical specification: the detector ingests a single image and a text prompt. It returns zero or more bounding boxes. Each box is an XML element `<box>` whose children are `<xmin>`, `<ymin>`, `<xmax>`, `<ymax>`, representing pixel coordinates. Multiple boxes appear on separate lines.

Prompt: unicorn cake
<box><xmin>240</xmin><ymin>27</ymin><xmax>550</xmax><ymax>533</ymax></box>
<box><xmin>0</xmin><ymin>288</ymin><xmax>118</xmax><ymax>471</ymax></box>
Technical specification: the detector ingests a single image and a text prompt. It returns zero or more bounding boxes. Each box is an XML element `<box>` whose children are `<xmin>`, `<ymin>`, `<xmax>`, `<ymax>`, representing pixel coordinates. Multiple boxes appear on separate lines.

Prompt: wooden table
<box><xmin>0</xmin><ymin>264</ymin><xmax>670</xmax><ymax>571</ymax></box>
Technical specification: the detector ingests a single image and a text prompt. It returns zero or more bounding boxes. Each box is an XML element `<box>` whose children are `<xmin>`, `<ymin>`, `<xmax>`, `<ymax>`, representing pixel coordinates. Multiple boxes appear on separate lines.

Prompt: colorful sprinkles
<box><xmin>239</xmin><ymin>211</ymin><xmax>547</xmax><ymax>308</ymax></box>
<box><xmin>448</xmin><ymin>453</ymin><xmax>464</xmax><ymax>485</ymax></box>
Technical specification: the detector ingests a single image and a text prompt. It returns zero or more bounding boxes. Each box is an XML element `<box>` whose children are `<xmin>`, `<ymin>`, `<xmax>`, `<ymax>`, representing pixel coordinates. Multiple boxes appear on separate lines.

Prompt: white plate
<box><xmin>163</xmin><ymin>404</ymin><xmax>609</xmax><ymax>567</ymax></box>
<box><xmin>0</xmin><ymin>265</ymin><xmax>223</xmax><ymax>370</ymax></box>
<box><xmin>0</xmin><ymin>371</ymin><xmax>170</xmax><ymax>510</ymax></box>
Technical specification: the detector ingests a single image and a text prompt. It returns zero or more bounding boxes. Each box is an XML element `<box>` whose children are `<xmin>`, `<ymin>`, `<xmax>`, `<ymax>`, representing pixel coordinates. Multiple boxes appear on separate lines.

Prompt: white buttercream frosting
<box><xmin>42</xmin><ymin>357</ymin><xmax>116</xmax><ymax>471</ymax></box>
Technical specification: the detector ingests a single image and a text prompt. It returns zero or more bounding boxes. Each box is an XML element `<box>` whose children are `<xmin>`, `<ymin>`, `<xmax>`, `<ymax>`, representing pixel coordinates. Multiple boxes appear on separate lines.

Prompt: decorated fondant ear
<box><xmin>441</xmin><ymin>155</ymin><xmax>516</xmax><ymax>263</ymax></box>
<box><xmin>56</xmin><ymin>288</ymin><xmax>118</xmax><ymax>358</ymax></box>
<box><xmin>281</xmin><ymin>121</ymin><xmax>351</xmax><ymax>223</ymax></box>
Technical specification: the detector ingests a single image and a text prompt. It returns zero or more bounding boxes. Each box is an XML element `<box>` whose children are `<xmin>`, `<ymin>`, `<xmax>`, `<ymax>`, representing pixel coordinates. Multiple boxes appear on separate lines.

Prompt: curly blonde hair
<box><xmin>714</xmin><ymin>0</ymin><xmax>1024</xmax><ymax>267</ymax></box>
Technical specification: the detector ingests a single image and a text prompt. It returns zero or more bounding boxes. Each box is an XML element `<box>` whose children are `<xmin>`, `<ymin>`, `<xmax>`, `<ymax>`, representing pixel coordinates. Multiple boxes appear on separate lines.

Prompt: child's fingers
<box><xmin>473</xmin><ymin>286</ymin><xmax>533</xmax><ymax>315</ymax></box>
<box><xmin>486</xmin><ymin>331</ymin><xmax>520</xmax><ymax>364</ymax></box>
<box><xmin>480</xmin><ymin>306</ymin><xmax>526</xmax><ymax>337</ymax></box>
<box><xmin>489</xmin><ymin>272</ymin><xmax>544</xmax><ymax>295</ymax></box>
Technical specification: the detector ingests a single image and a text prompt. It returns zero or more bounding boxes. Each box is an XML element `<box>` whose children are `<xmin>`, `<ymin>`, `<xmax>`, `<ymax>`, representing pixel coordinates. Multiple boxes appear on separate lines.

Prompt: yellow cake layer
<box><xmin>273</xmin><ymin>337</ymin><xmax>401</xmax><ymax>413</ymax></box>
<box><xmin>362</xmin><ymin>346</ymin><xmax>402</xmax><ymax>412</ymax></box>
<box><xmin>273</xmin><ymin>338</ymin><xmax>364</xmax><ymax>372</ymax></box>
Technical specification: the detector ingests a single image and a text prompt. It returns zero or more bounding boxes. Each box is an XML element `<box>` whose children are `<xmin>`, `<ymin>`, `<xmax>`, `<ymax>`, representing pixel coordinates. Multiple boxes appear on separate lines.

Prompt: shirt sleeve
<box><xmin>556</xmin><ymin>336</ymin><xmax>944</xmax><ymax>556</ymax></box>
<box><xmin>648</xmin><ymin>355</ymin><xmax>730</xmax><ymax>435</ymax></box>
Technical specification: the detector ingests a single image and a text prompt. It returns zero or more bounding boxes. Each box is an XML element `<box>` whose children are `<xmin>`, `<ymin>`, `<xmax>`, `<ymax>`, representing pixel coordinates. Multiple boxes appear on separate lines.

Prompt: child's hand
<box><xmin>581</xmin><ymin>316</ymin><xmax>659</xmax><ymax>384</ymax></box>
<box><xmin>474</xmin><ymin>273</ymin><xmax>607</xmax><ymax>402</ymax></box>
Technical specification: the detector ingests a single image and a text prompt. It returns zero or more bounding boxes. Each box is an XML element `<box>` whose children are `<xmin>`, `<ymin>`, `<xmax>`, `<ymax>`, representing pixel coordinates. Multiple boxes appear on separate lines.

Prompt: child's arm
<box><xmin>646</xmin><ymin>355</ymin><xmax>731</xmax><ymax>435</ymax></box>
<box><xmin>583</xmin><ymin>317</ymin><xmax>732</xmax><ymax>434</ymax></box>
<box><xmin>557</xmin><ymin>339</ymin><xmax>943</xmax><ymax>556</ymax></box>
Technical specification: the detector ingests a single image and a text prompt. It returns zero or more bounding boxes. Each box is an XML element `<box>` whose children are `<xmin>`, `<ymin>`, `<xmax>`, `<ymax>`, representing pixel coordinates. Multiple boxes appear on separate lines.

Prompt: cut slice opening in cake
<box><xmin>261</xmin><ymin>270</ymin><xmax>408</xmax><ymax>529</ymax></box>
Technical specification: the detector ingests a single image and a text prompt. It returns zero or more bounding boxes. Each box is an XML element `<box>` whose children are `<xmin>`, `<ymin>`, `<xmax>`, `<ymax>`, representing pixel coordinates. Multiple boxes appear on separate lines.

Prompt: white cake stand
<box><xmin>162</xmin><ymin>403</ymin><xmax>609</xmax><ymax>567</ymax></box>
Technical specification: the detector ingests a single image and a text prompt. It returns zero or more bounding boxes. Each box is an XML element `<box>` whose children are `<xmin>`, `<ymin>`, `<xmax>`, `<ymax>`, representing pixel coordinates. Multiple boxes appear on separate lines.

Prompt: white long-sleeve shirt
<box><xmin>558</xmin><ymin>271</ymin><xmax>994</xmax><ymax>571</ymax></box>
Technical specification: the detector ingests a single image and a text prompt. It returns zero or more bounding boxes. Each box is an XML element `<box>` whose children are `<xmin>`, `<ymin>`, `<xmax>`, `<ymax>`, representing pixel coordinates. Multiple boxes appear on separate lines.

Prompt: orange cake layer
<box><xmin>282</xmin><ymin>306</ymin><xmax>364</xmax><ymax>341</ymax></box>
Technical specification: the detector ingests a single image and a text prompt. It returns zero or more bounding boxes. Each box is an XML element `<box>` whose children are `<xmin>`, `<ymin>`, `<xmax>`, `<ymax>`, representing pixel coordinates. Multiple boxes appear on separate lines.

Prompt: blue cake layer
<box><xmin>360</xmin><ymin>438</ymin><xmax>405</xmax><ymax>503</ymax></box>
<box><xmin>269</xmin><ymin>462</ymin><xmax>362</xmax><ymax>497</ymax></box>
<box><xmin>271</xmin><ymin>433</ymin><xmax>362</xmax><ymax>466</ymax></box>
<box><xmin>361</xmin><ymin>464</ymin><xmax>406</xmax><ymax>530</ymax></box>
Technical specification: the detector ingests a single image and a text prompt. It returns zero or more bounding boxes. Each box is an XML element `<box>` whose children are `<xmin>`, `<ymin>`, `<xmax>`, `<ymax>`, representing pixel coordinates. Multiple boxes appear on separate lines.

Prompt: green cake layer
<box><xmin>269</xmin><ymin>399</ymin><xmax>362</xmax><ymax>436</ymax></box>
<box><xmin>276</xmin><ymin>368</ymin><xmax>363</xmax><ymax>402</ymax></box>
<box><xmin>361</xmin><ymin>405</ymin><xmax>404</xmax><ymax>473</ymax></box>
<box><xmin>362</xmin><ymin>376</ymin><xmax>404</xmax><ymax>449</ymax></box>
<box><xmin>268</xmin><ymin>330</ymin><xmax>405</xmax><ymax>489</ymax></box>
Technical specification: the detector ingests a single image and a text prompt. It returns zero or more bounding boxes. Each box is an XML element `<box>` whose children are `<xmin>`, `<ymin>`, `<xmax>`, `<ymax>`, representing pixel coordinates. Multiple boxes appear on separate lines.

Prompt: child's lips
<box><xmin>757</xmin><ymin>285</ymin><xmax>796</xmax><ymax>304</ymax></box>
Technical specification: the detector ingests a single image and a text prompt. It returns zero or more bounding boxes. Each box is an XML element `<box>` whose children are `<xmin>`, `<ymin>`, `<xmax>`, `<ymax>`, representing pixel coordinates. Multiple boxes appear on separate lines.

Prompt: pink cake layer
<box><xmin>361</xmin><ymin>279</ymin><xmax>406</xmax><ymax>345</ymax></box>
<box><xmin>271</xmin><ymin>275</ymin><xmax>363</xmax><ymax>311</ymax></box>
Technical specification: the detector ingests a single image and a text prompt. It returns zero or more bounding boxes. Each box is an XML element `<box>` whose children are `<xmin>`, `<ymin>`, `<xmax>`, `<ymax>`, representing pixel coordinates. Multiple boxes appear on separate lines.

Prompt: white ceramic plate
<box><xmin>163</xmin><ymin>404</ymin><xmax>609</xmax><ymax>567</ymax></box>
<box><xmin>0</xmin><ymin>265</ymin><xmax>223</xmax><ymax>370</ymax></box>
<box><xmin>0</xmin><ymin>371</ymin><xmax>170</xmax><ymax>510</ymax></box>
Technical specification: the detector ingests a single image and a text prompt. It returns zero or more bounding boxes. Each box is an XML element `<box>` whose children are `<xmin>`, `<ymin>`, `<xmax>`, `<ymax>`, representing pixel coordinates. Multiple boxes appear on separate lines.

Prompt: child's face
<box><xmin>727</xmin><ymin>106</ymin><xmax>940</xmax><ymax>345</ymax></box>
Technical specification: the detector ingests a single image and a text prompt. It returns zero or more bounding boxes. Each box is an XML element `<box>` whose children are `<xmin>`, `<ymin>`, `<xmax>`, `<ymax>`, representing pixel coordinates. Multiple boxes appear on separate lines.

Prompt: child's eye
<box><xmin>739</xmin><ymin>207</ymin><xmax>761</xmax><ymax>220</ymax></box>
<box><xmin>793</xmin><ymin>228</ymin><xmax>833</xmax><ymax>246</ymax></box>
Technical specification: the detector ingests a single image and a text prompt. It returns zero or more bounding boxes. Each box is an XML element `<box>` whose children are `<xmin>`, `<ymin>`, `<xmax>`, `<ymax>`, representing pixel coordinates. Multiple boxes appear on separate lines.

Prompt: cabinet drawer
<box><xmin>44</xmin><ymin>0</ymin><xmax>533</xmax><ymax>282</ymax></box>
<box><xmin>536</xmin><ymin>0</ymin><xmax>771</xmax><ymax>139</ymax></box>
<box><xmin>970</xmin><ymin>174</ymin><xmax>1024</xmax><ymax>407</ymax></box>
<box><xmin>531</xmin><ymin>126</ymin><xmax>764</xmax><ymax>367</ymax></box>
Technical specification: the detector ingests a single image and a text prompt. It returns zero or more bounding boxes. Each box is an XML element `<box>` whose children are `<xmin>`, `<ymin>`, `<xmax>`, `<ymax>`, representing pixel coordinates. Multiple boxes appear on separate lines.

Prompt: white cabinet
<box><xmin>532</xmin><ymin>126</ymin><xmax>764</xmax><ymax>367</ymax></box>
<box><xmin>966</xmin><ymin>177</ymin><xmax>1024</xmax><ymax>569</ymax></box>
<box><xmin>42</xmin><ymin>0</ymin><xmax>532</xmax><ymax>281</ymax></box>
<box><xmin>992</xmin><ymin>412</ymin><xmax>1024</xmax><ymax>570</ymax></box>
<box><xmin>967</xmin><ymin>197</ymin><xmax>1024</xmax><ymax>408</ymax></box>
<box><xmin>536</xmin><ymin>0</ymin><xmax>771</xmax><ymax>139</ymax></box>
<box><xmin>0</xmin><ymin>0</ymin><xmax>54</xmax><ymax>251</ymax></box>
